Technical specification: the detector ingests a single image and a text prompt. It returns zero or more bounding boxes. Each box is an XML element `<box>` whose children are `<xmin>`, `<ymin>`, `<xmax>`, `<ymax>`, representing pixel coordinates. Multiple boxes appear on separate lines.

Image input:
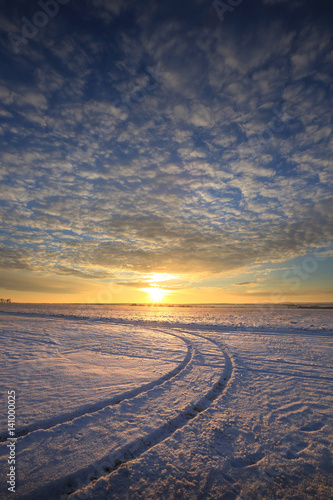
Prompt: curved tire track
<box><xmin>0</xmin><ymin>333</ymin><xmax>193</xmax><ymax>442</ymax></box>
<box><xmin>66</xmin><ymin>330</ymin><xmax>233</xmax><ymax>500</ymax></box>
<box><xmin>4</xmin><ymin>329</ymin><xmax>233</xmax><ymax>500</ymax></box>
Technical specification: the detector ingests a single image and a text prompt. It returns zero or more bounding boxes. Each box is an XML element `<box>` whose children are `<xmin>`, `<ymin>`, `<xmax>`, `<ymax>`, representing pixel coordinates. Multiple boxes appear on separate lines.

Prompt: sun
<box><xmin>141</xmin><ymin>273</ymin><xmax>175</xmax><ymax>303</ymax></box>
<box><xmin>146</xmin><ymin>287</ymin><xmax>166</xmax><ymax>303</ymax></box>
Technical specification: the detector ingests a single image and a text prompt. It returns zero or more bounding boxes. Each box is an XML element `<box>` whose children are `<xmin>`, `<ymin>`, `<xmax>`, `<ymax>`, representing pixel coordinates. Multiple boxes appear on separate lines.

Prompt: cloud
<box><xmin>54</xmin><ymin>266</ymin><xmax>112</xmax><ymax>280</ymax></box>
<box><xmin>234</xmin><ymin>281</ymin><xmax>257</xmax><ymax>286</ymax></box>
<box><xmin>0</xmin><ymin>270</ymin><xmax>84</xmax><ymax>294</ymax></box>
<box><xmin>0</xmin><ymin>0</ymin><xmax>332</xmax><ymax>295</ymax></box>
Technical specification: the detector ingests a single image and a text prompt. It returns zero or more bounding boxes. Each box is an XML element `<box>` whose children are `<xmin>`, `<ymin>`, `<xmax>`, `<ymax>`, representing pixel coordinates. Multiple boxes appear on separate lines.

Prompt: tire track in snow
<box><xmin>65</xmin><ymin>331</ymin><xmax>232</xmax><ymax>500</ymax></box>
<box><xmin>0</xmin><ymin>334</ymin><xmax>193</xmax><ymax>442</ymax></box>
<box><xmin>3</xmin><ymin>329</ymin><xmax>233</xmax><ymax>500</ymax></box>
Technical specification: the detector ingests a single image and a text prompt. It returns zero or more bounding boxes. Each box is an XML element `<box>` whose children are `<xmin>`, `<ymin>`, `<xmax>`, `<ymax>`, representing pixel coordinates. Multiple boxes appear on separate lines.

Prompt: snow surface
<box><xmin>0</xmin><ymin>316</ymin><xmax>187</xmax><ymax>434</ymax></box>
<box><xmin>1</xmin><ymin>303</ymin><xmax>333</xmax><ymax>332</ymax></box>
<box><xmin>0</xmin><ymin>307</ymin><xmax>332</xmax><ymax>499</ymax></box>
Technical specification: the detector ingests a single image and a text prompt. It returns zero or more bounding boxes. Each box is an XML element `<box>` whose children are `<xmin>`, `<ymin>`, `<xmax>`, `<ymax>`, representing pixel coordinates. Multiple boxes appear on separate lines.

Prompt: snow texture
<box><xmin>0</xmin><ymin>306</ymin><xmax>332</xmax><ymax>499</ymax></box>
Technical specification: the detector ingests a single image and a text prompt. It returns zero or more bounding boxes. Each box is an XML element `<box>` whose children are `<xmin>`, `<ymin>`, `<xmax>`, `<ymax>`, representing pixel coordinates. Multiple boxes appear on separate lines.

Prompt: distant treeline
<box><xmin>0</xmin><ymin>298</ymin><xmax>11</xmax><ymax>303</ymax></box>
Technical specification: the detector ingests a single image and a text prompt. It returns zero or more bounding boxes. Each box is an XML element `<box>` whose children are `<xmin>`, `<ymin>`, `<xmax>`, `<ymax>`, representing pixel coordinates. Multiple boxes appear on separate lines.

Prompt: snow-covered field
<box><xmin>0</xmin><ymin>306</ymin><xmax>332</xmax><ymax>499</ymax></box>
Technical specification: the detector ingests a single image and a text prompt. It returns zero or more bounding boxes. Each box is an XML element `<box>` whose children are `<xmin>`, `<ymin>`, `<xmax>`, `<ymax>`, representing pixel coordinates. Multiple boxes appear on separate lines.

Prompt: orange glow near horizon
<box><xmin>1</xmin><ymin>270</ymin><xmax>331</xmax><ymax>304</ymax></box>
<box><xmin>143</xmin><ymin>273</ymin><xmax>179</xmax><ymax>284</ymax></box>
<box><xmin>139</xmin><ymin>272</ymin><xmax>177</xmax><ymax>303</ymax></box>
<box><xmin>142</xmin><ymin>287</ymin><xmax>168</xmax><ymax>303</ymax></box>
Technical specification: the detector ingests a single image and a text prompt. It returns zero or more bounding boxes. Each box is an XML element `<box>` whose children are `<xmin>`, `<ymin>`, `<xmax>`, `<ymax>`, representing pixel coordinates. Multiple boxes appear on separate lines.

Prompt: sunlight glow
<box><xmin>142</xmin><ymin>287</ymin><xmax>167</xmax><ymax>303</ymax></box>
<box><xmin>144</xmin><ymin>273</ymin><xmax>178</xmax><ymax>283</ymax></box>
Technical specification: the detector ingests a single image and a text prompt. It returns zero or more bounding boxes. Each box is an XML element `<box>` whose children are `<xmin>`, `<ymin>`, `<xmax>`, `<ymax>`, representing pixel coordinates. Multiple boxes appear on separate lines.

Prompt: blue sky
<box><xmin>0</xmin><ymin>0</ymin><xmax>332</xmax><ymax>303</ymax></box>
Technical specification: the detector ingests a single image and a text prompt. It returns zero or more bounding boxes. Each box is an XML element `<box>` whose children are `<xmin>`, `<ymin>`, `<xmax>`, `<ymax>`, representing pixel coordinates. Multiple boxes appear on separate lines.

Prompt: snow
<box><xmin>1</xmin><ymin>303</ymin><xmax>333</xmax><ymax>332</ymax></box>
<box><xmin>0</xmin><ymin>316</ymin><xmax>187</xmax><ymax>434</ymax></box>
<box><xmin>0</xmin><ymin>307</ymin><xmax>332</xmax><ymax>499</ymax></box>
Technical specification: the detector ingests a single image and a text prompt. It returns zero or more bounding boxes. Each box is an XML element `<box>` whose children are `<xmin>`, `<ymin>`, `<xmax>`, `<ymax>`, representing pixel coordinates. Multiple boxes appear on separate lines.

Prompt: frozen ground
<box><xmin>0</xmin><ymin>309</ymin><xmax>332</xmax><ymax>499</ymax></box>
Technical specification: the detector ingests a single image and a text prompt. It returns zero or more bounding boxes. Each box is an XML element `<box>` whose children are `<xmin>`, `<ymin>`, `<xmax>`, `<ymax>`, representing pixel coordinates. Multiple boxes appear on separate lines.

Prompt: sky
<box><xmin>0</xmin><ymin>0</ymin><xmax>332</xmax><ymax>304</ymax></box>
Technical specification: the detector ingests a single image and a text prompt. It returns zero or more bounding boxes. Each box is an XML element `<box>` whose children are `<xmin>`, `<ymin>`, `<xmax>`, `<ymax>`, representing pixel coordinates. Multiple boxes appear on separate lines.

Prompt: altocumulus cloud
<box><xmin>0</xmin><ymin>0</ymin><xmax>332</xmax><ymax>294</ymax></box>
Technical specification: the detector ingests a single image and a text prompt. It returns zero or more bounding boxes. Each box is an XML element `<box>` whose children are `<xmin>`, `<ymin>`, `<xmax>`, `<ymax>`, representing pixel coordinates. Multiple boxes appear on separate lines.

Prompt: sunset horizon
<box><xmin>1</xmin><ymin>1</ymin><xmax>332</xmax><ymax>306</ymax></box>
